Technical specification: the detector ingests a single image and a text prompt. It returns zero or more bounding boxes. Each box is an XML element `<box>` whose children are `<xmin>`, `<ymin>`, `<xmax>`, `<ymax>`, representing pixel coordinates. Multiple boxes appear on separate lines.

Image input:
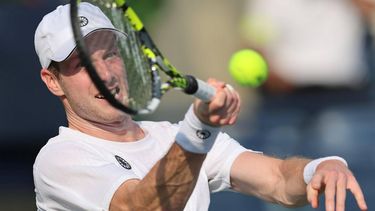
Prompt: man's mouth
<box><xmin>95</xmin><ymin>87</ymin><xmax>120</xmax><ymax>99</ymax></box>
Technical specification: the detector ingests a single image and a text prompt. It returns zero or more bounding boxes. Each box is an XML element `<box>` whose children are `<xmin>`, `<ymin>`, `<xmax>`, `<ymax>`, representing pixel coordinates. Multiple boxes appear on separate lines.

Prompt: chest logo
<box><xmin>115</xmin><ymin>155</ymin><xmax>132</xmax><ymax>170</ymax></box>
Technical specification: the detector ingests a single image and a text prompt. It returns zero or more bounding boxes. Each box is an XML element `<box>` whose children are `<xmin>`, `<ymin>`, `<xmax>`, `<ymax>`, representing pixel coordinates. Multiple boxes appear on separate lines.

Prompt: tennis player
<box><xmin>33</xmin><ymin>3</ymin><xmax>367</xmax><ymax>211</ymax></box>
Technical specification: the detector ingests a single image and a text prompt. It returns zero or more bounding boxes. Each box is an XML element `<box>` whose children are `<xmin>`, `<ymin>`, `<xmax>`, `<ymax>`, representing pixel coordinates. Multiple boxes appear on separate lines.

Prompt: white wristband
<box><xmin>303</xmin><ymin>156</ymin><xmax>348</xmax><ymax>184</ymax></box>
<box><xmin>175</xmin><ymin>105</ymin><xmax>221</xmax><ymax>154</ymax></box>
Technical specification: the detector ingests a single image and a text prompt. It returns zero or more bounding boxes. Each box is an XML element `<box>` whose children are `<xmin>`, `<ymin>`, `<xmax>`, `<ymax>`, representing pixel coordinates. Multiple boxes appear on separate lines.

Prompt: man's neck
<box><xmin>67</xmin><ymin>116</ymin><xmax>145</xmax><ymax>142</ymax></box>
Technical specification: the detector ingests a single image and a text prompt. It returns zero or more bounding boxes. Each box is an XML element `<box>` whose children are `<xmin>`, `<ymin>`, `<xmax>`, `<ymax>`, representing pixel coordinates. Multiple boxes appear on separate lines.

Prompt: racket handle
<box><xmin>184</xmin><ymin>75</ymin><xmax>215</xmax><ymax>102</ymax></box>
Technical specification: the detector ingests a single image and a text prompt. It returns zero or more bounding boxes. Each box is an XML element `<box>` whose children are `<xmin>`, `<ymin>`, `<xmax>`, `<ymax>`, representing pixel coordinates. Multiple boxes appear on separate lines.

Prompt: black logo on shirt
<box><xmin>196</xmin><ymin>129</ymin><xmax>211</xmax><ymax>139</ymax></box>
<box><xmin>79</xmin><ymin>16</ymin><xmax>89</xmax><ymax>27</ymax></box>
<box><xmin>115</xmin><ymin>155</ymin><xmax>132</xmax><ymax>170</ymax></box>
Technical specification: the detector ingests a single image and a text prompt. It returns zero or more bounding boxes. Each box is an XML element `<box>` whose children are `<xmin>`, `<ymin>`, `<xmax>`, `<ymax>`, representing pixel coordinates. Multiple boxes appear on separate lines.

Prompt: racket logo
<box><xmin>115</xmin><ymin>155</ymin><xmax>132</xmax><ymax>170</ymax></box>
<box><xmin>196</xmin><ymin>130</ymin><xmax>211</xmax><ymax>140</ymax></box>
<box><xmin>79</xmin><ymin>16</ymin><xmax>89</xmax><ymax>27</ymax></box>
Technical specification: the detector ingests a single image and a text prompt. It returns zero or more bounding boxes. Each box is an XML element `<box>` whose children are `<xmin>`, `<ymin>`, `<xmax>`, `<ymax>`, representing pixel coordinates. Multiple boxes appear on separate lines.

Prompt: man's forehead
<box><xmin>60</xmin><ymin>30</ymin><xmax>123</xmax><ymax>66</ymax></box>
<box><xmin>85</xmin><ymin>30</ymin><xmax>119</xmax><ymax>51</ymax></box>
<box><xmin>86</xmin><ymin>30</ymin><xmax>118</xmax><ymax>44</ymax></box>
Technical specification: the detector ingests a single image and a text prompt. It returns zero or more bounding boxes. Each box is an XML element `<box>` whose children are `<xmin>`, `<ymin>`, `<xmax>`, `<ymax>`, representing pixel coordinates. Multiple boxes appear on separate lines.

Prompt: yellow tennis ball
<box><xmin>228</xmin><ymin>49</ymin><xmax>268</xmax><ymax>87</ymax></box>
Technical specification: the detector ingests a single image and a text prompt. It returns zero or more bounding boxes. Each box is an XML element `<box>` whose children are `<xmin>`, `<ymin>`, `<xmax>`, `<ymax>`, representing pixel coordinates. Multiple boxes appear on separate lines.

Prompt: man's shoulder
<box><xmin>33</xmin><ymin>129</ymin><xmax>103</xmax><ymax>170</ymax></box>
<box><xmin>138</xmin><ymin>120</ymin><xmax>178</xmax><ymax>132</ymax></box>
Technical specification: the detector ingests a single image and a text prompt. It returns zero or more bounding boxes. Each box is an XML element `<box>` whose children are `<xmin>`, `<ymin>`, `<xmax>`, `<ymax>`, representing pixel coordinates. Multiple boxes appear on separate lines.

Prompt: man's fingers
<box><xmin>195</xmin><ymin>79</ymin><xmax>241</xmax><ymax>126</ymax></box>
<box><xmin>307</xmin><ymin>184</ymin><xmax>320</xmax><ymax>208</ymax></box>
<box><xmin>335</xmin><ymin>173</ymin><xmax>347</xmax><ymax>211</ymax></box>
<box><xmin>310</xmin><ymin>173</ymin><xmax>323</xmax><ymax>190</ymax></box>
<box><xmin>324</xmin><ymin>173</ymin><xmax>337</xmax><ymax>211</ymax></box>
<box><xmin>347</xmin><ymin>176</ymin><xmax>368</xmax><ymax>210</ymax></box>
<box><xmin>224</xmin><ymin>85</ymin><xmax>240</xmax><ymax>119</ymax></box>
<box><xmin>307</xmin><ymin>173</ymin><xmax>325</xmax><ymax>208</ymax></box>
<box><xmin>209</xmin><ymin>84</ymin><xmax>240</xmax><ymax>125</ymax></box>
<box><xmin>229</xmin><ymin>98</ymin><xmax>241</xmax><ymax>125</ymax></box>
<box><xmin>222</xmin><ymin>85</ymin><xmax>237</xmax><ymax>114</ymax></box>
<box><xmin>308</xmin><ymin>160</ymin><xmax>368</xmax><ymax>211</ymax></box>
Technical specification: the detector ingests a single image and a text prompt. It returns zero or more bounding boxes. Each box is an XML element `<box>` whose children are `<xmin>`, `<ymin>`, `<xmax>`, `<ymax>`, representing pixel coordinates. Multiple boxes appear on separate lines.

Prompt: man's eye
<box><xmin>105</xmin><ymin>51</ymin><xmax>119</xmax><ymax>60</ymax></box>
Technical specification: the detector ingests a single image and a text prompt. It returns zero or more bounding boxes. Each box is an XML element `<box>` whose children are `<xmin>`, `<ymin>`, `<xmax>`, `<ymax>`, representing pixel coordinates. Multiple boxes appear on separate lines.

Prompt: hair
<box><xmin>47</xmin><ymin>61</ymin><xmax>60</xmax><ymax>79</ymax></box>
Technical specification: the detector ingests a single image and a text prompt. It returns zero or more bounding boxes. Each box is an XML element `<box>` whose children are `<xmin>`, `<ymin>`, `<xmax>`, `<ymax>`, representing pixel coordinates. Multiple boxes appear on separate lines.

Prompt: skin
<box><xmin>40</xmin><ymin>30</ymin><xmax>367</xmax><ymax>211</ymax></box>
<box><xmin>352</xmin><ymin>0</ymin><xmax>375</xmax><ymax>20</ymax></box>
<box><xmin>230</xmin><ymin>153</ymin><xmax>367</xmax><ymax>211</ymax></box>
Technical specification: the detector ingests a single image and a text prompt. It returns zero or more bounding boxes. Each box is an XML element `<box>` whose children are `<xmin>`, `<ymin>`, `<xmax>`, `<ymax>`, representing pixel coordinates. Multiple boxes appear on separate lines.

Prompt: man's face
<box><xmin>57</xmin><ymin>30</ymin><xmax>129</xmax><ymax>124</ymax></box>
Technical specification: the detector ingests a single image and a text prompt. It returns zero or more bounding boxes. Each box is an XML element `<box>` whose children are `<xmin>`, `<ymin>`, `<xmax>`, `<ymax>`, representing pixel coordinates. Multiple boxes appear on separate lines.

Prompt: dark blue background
<box><xmin>0</xmin><ymin>1</ymin><xmax>373</xmax><ymax>210</ymax></box>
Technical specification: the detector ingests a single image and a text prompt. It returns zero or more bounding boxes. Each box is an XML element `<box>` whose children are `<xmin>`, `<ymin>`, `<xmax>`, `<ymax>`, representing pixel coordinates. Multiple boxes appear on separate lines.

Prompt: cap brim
<box><xmin>51</xmin><ymin>28</ymin><xmax>127</xmax><ymax>64</ymax></box>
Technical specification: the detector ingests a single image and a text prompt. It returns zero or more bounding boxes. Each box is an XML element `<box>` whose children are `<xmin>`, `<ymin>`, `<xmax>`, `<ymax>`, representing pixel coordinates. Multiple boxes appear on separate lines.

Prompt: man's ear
<box><xmin>40</xmin><ymin>68</ymin><xmax>64</xmax><ymax>97</ymax></box>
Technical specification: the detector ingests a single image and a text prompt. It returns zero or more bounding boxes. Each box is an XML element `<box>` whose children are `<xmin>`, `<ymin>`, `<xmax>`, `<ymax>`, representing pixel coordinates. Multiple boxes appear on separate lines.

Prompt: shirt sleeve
<box><xmin>33</xmin><ymin>140</ymin><xmax>139</xmax><ymax>211</ymax></box>
<box><xmin>204</xmin><ymin>132</ymin><xmax>261</xmax><ymax>193</ymax></box>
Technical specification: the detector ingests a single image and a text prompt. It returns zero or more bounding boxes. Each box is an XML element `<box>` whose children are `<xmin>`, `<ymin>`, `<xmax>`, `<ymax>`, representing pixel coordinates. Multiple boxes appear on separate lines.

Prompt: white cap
<box><xmin>34</xmin><ymin>2</ymin><xmax>118</xmax><ymax>68</ymax></box>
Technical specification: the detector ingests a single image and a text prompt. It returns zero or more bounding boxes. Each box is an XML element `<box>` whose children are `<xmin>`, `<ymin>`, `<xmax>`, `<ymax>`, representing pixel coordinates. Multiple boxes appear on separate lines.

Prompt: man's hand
<box><xmin>193</xmin><ymin>78</ymin><xmax>241</xmax><ymax>127</ymax></box>
<box><xmin>306</xmin><ymin>160</ymin><xmax>368</xmax><ymax>211</ymax></box>
<box><xmin>352</xmin><ymin>0</ymin><xmax>375</xmax><ymax>19</ymax></box>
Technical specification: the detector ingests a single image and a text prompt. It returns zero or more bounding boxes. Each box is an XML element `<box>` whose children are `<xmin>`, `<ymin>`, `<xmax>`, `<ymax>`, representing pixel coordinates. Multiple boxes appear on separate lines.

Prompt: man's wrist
<box><xmin>175</xmin><ymin>105</ymin><xmax>221</xmax><ymax>154</ymax></box>
<box><xmin>303</xmin><ymin>156</ymin><xmax>348</xmax><ymax>184</ymax></box>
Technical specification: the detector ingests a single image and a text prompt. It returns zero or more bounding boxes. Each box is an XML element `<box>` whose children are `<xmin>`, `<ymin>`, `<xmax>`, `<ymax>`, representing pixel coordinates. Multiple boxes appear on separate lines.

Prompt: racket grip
<box><xmin>184</xmin><ymin>75</ymin><xmax>215</xmax><ymax>102</ymax></box>
<box><xmin>195</xmin><ymin>79</ymin><xmax>215</xmax><ymax>102</ymax></box>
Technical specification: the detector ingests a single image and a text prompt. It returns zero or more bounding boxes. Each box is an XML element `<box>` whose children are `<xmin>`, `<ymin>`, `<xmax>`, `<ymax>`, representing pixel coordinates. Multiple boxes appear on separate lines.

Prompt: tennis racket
<box><xmin>70</xmin><ymin>0</ymin><xmax>215</xmax><ymax>115</ymax></box>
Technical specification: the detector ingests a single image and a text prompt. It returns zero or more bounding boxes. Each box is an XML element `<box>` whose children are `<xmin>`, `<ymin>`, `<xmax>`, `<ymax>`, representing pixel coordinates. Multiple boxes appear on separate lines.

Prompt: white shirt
<box><xmin>33</xmin><ymin>121</ymin><xmax>252</xmax><ymax>211</ymax></box>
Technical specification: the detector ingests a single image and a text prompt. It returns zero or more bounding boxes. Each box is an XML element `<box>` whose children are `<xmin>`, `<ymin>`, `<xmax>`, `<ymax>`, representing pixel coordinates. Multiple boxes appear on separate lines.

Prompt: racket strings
<box><xmin>76</xmin><ymin>0</ymin><xmax>201</xmax><ymax>114</ymax></box>
<box><xmin>80</xmin><ymin>0</ymin><xmax>155</xmax><ymax>112</ymax></box>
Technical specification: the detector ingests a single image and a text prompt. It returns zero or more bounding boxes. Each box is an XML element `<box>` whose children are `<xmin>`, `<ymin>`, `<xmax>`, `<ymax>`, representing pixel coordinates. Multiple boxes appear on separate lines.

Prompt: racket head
<box><xmin>70</xmin><ymin>0</ymin><xmax>161</xmax><ymax>115</ymax></box>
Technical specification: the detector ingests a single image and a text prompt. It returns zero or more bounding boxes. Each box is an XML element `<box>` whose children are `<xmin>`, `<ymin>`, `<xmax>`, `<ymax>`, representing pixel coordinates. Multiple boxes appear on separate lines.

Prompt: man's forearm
<box><xmin>136</xmin><ymin>143</ymin><xmax>206</xmax><ymax>209</ymax></box>
<box><xmin>278</xmin><ymin>157</ymin><xmax>311</xmax><ymax>207</ymax></box>
<box><xmin>119</xmin><ymin>143</ymin><xmax>206</xmax><ymax>210</ymax></box>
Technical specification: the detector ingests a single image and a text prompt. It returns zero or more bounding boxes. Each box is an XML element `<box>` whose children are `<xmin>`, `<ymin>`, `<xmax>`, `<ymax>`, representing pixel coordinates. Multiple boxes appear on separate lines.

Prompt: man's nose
<box><xmin>95</xmin><ymin>59</ymin><xmax>113</xmax><ymax>83</ymax></box>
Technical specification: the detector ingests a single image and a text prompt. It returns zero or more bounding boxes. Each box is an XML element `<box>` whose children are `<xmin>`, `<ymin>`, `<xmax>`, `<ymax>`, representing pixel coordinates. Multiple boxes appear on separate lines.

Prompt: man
<box><xmin>33</xmin><ymin>3</ymin><xmax>367</xmax><ymax>211</ymax></box>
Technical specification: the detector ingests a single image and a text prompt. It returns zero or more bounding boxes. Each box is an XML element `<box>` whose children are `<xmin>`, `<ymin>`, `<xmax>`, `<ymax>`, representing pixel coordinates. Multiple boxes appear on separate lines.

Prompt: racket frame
<box><xmin>70</xmin><ymin>0</ymin><xmax>214</xmax><ymax>115</ymax></box>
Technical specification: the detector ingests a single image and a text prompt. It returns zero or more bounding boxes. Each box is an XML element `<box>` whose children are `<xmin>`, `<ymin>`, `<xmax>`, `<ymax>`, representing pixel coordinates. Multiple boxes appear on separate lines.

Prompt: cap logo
<box><xmin>79</xmin><ymin>16</ymin><xmax>89</xmax><ymax>27</ymax></box>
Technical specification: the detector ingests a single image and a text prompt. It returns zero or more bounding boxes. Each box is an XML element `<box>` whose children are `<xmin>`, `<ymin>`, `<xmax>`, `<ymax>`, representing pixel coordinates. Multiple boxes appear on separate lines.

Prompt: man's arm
<box><xmin>110</xmin><ymin>79</ymin><xmax>240</xmax><ymax>210</ymax></box>
<box><xmin>230</xmin><ymin>152</ymin><xmax>368</xmax><ymax>210</ymax></box>
<box><xmin>110</xmin><ymin>143</ymin><xmax>206</xmax><ymax>211</ymax></box>
<box><xmin>230</xmin><ymin>152</ymin><xmax>309</xmax><ymax>206</ymax></box>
